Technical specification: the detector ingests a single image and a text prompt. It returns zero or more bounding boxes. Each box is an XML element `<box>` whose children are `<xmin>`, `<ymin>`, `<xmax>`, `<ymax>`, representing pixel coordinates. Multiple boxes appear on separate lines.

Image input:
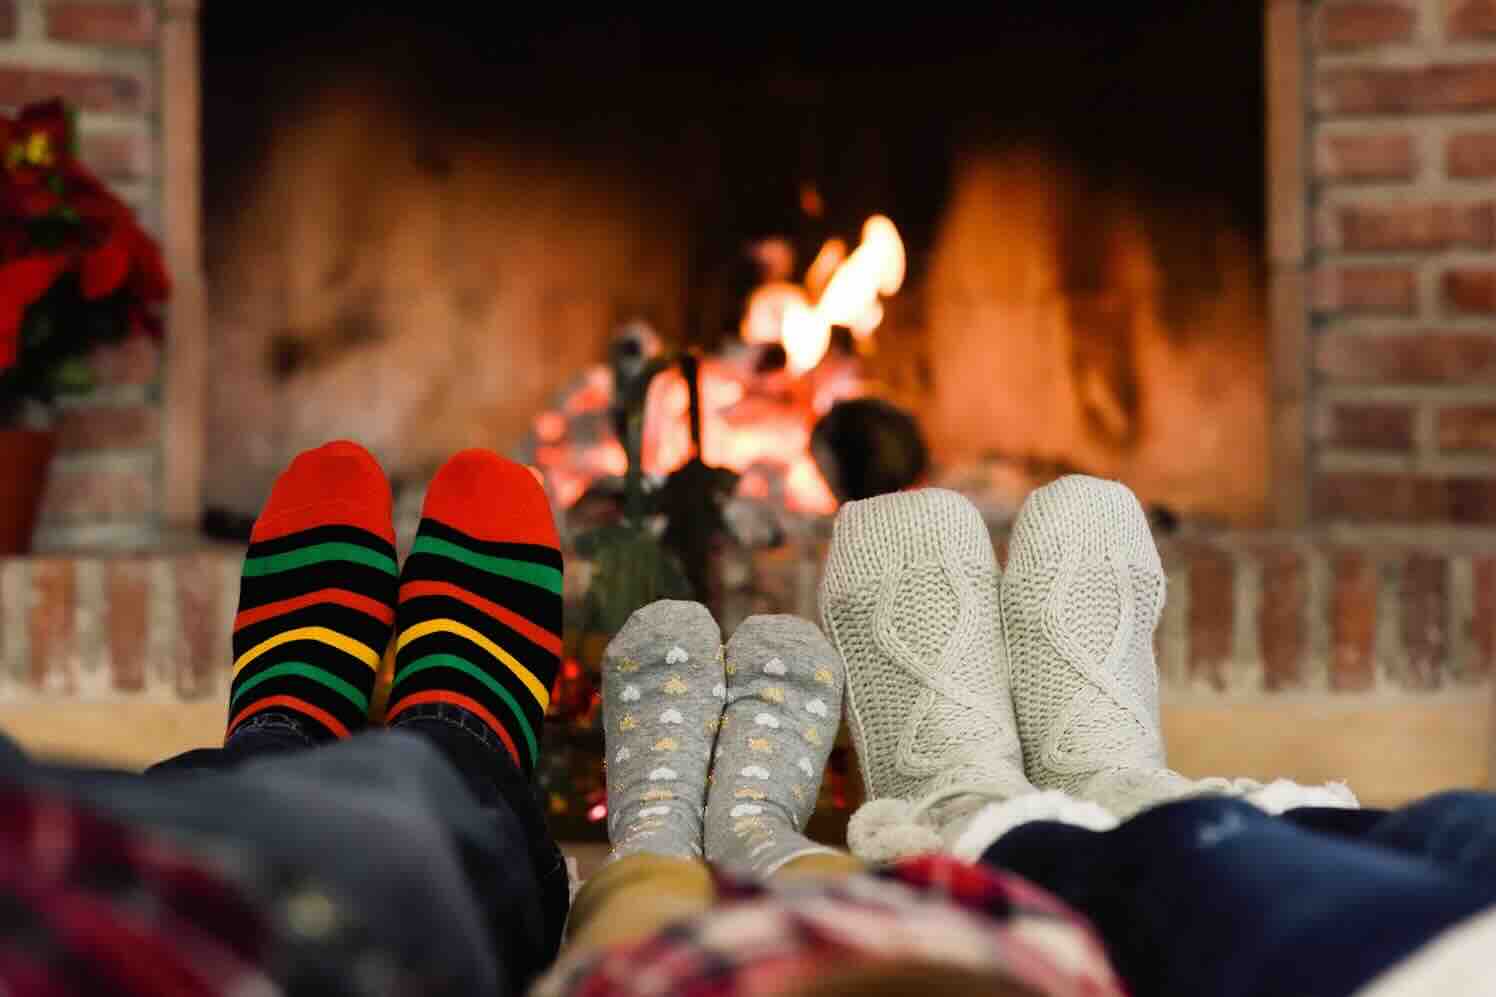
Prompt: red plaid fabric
<box><xmin>538</xmin><ymin>855</ymin><xmax>1125</xmax><ymax>997</ymax></box>
<box><xmin>0</xmin><ymin>787</ymin><xmax>278</xmax><ymax>997</ymax></box>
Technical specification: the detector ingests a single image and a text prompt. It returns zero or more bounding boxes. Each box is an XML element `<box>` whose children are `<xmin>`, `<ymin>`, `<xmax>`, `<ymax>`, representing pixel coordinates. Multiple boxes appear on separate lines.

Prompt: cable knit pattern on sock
<box><xmin>1001</xmin><ymin>476</ymin><xmax>1185</xmax><ymax>816</ymax></box>
<box><xmin>1001</xmin><ymin>475</ymin><xmax>1361</xmax><ymax>818</ymax></box>
<box><xmin>821</xmin><ymin>489</ymin><xmax>1033</xmax><ymax>858</ymax></box>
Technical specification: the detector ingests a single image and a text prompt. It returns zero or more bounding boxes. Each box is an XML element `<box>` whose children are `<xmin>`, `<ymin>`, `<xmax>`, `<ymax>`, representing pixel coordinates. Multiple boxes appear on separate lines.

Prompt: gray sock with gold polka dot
<box><xmin>704</xmin><ymin>614</ymin><xmax>845</xmax><ymax>876</ymax></box>
<box><xmin>603</xmin><ymin>600</ymin><xmax>724</xmax><ymax>861</ymax></box>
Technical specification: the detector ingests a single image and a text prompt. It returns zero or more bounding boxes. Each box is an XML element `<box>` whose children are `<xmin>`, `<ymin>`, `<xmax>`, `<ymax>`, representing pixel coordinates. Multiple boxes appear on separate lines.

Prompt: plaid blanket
<box><xmin>537</xmin><ymin>854</ymin><xmax>1124</xmax><ymax>997</ymax></box>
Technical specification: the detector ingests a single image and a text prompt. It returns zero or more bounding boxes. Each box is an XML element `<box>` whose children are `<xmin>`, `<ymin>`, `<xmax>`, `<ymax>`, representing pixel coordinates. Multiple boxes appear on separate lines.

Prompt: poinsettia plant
<box><xmin>0</xmin><ymin>99</ymin><xmax>168</xmax><ymax>426</ymax></box>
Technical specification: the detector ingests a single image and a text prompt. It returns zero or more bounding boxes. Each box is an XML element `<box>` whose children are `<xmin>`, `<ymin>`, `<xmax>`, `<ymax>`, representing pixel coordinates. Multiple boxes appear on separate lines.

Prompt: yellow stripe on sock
<box><xmin>396</xmin><ymin>618</ymin><xmax>551</xmax><ymax>710</ymax></box>
<box><xmin>232</xmin><ymin>626</ymin><xmax>382</xmax><ymax>678</ymax></box>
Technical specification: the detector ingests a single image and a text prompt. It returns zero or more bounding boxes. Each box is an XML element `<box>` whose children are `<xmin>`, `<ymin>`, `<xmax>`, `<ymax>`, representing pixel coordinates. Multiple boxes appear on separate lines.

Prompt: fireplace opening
<box><xmin>201</xmin><ymin>4</ymin><xmax>1267</xmax><ymax>533</ymax></box>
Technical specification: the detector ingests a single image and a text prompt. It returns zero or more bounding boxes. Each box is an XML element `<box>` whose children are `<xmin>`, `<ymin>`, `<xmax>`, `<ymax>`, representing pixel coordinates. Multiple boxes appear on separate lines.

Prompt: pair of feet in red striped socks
<box><xmin>228</xmin><ymin>441</ymin><xmax>561</xmax><ymax>778</ymax></box>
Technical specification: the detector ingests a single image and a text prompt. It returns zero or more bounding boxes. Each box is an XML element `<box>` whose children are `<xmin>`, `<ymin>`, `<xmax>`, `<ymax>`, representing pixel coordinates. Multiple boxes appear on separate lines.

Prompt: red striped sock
<box><xmin>227</xmin><ymin>441</ymin><xmax>398</xmax><ymax>743</ymax></box>
<box><xmin>387</xmin><ymin>450</ymin><xmax>562</xmax><ymax>775</ymax></box>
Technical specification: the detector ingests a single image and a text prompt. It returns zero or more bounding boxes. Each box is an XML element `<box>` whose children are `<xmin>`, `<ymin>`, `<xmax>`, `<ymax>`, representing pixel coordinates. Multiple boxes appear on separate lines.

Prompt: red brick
<box><xmin>1318</xmin><ymin>472</ymin><xmax>1496</xmax><ymax>524</ymax></box>
<box><xmin>0</xmin><ymin>1</ymin><xmax>15</xmax><ymax>39</ymax></box>
<box><xmin>1319</xmin><ymin>132</ymin><xmax>1417</xmax><ymax>182</ymax></box>
<box><xmin>1330</xmin><ymin>201</ymin><xmax>1495</xmax><ymax>252</ymax></box>
<box><xmin>1320</xmin><ymin>402</ymin><xmax>1415</xmax><ymax>450</ymax></box>
<box><xmin>47</xmin><ymin>2</ymin><xmax>156</xmax><ymax>46</ymax></box>
<box><xmin>106</xmin><ymin>559</ymin><xmax>149</xmax><ymax>692</ymax></box>
<box><xmin>1185</xmin><ymin>543</ymin><xmax>1234</xmax><ymax>691</ymax></box>
<box><xmin>1318</xmin><ymin>62</ymin><xmax>1496</xmax><ymax>115</ymax></box>
<box><xmin>1318</xmin><ymin>2</ymin><xmax>1417</xmax><ymax>48</ymax></box>
<box><xmin>1256</xmin><ymin>547</ymin><xmax>1306</xmax><ymax>691</ymax></box>
<box><xmin>1330</xmin><ymin>551</ymin><xmax>1377</xmax><ymax>691</ymax></box>
<box><xmin>0</xmin><ymin>66</ymin><xmax>146</xmax><ymax>115</ymax></box>
<box><xmin>27</xmin><ymin>559</ymin><xmax>76</xmax><ymax>692</ymax></box>
<box><xmin>1399</xmin><ymin>554</ymin><xmax>1447</xmax><ymax>689</ymax></box>
<box><xmin>1313</xmin><ymin>267</ymin><xmax>1418</xmax><ymax>314</ymax></box>
<box><xmin>37</xmin><ymin>462</ymin><xmax>154</xmax><ymax>527</ymax></box>
<box><xmin>78</xmin><ymin>130</ymin><xmax>151</xmax><ymax>181</ymax></box>
<box><xmin>1447</xmin><ymin>132</ymin><xmax>1496</xmax><ymax>178</ymax></box>
<box><xmin>1317</xmin><ymin>472</ymin><xmax>1440</xmax><ymax>523</ymax></box>
<box><xmin>89</xmin><ymin>337</ymin><xmax>159</xmax><ymax>387</ymax></box>
<box><xmin>1443</xmin><ymin>268</ymin><xmax>1496</xmax><ymax>312</ymax></box>
<box><xmin>175</xmin><ymin>553</ymin><xmax>223</xmax><ymax>700</ymax></box>
<box><xmin>55</xmin><ymin>403</ymin><xmax>160</xmax><ymax>453</ymax></box>
<box><xmin>1316</xmin><ymin>332</ymin><xmax>1496</xmax><ymax>384</ymax></box>
<box><xmin>1474</xmin><ymin>555</ymin><xmax>1496</xmax><ymax>679</ymax></box>
<box><xmin>1447</xmin><ymin>0</ymin><xmax>1496</xmax><ymax>39</ymax></box>
<box><xmin>1437</xmin><ymin>405</ymin><xmax>1496</xmax><ymax>450</ymax></box>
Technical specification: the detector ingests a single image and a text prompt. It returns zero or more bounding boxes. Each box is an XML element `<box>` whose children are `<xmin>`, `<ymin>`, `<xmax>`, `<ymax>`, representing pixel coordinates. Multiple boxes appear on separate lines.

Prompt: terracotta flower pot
<box><xmin>0</xmin><ymin>427</ymin><xmax>57</xmax><ymax>555</ymax></box>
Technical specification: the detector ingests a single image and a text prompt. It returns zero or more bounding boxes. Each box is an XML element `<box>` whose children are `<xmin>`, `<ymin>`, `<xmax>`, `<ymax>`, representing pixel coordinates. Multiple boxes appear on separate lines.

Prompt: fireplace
<box><xmin>2</xmin><ymin>2</ymin><xmax>1492</xmax><ymax>816</ymax></box>
<box><xmin>197</xmin><ymin>3</ymin><xmax>1270</xmax><ymax>532</ymax></box>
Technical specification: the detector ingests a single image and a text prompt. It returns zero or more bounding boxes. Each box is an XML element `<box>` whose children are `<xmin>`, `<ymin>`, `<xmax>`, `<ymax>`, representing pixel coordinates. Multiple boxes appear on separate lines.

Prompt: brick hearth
<box><xmin>3</xmin><ymin>528</ymin><xmax>1492</xmax><ymax>702</ymax></box>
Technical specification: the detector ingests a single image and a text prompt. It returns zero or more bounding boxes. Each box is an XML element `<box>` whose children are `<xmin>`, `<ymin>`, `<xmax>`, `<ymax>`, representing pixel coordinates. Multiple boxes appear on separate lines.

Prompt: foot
<box><xmin>386</xmin><ymin>450</ymin><xmax>563</xmax><ymax>778</ymax></box>
<box><xmin>704</xmin><ymin>614</ymin><xmax>844</xmax><ymax>875</ymax></box>
<box><xmin>602</xmin><ymin>600</ymin><xmax>723</xmax><ymax>860</ymax></box>
<box><xmin>819</xmin><ymin>488</ymin><xmax>1034</xmax><ymax>862</ymax></box>
<box><xmin>1002</xmin><ymin>475</ymin><xmax>1197</xmax><ymax>816</ymax></box>
<box><xmin>228</xmin><ymin>440</ymin><xmax>398</xmax><ymax>742</ymax></box>
<box><xmin>1002</xmin><ymin>475</ymin><xmax>1359</xmax><ymax>819</ymax></box>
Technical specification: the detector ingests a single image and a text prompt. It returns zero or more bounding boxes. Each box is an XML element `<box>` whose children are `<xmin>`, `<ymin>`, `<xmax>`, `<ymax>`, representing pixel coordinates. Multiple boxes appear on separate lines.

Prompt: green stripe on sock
<box><xmin>243</xmin><ymin>542</ymin><xmax>398</xmax><ymax>578</ymax></box>
<box><xmin>410</xmin><ymin>536</ymin><xmax>563</xmax><ymax>594</ymax></box>
<box><xmin>230</xmin><ymin>661</ymin><xmax>370</xmax><ymax>713</ymax></box>
<box><xmin>392</xmin><ymin>653</ymin><xmax>539</xmax><ymax>762</ymax></box>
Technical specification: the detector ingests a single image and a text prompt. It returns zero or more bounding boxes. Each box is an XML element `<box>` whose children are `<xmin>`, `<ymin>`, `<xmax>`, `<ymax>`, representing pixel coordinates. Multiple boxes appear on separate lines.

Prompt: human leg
<box><xmin>981</xmin><ymin>794</ymin><xmax>1496</xmax><ymax>997</ymax></box>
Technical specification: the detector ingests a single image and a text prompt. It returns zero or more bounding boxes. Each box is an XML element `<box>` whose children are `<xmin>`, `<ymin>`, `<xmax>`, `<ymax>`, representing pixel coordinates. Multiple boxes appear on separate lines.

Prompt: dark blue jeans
<box><xmin>983</xmin><ymin>793</ymin><xmax>1496</xmax><ymax>997</ymax></box>
<box><xmin>4</xmin><ymin>712</ymin><xmax>568</xmax><ymax>997</ymax></box>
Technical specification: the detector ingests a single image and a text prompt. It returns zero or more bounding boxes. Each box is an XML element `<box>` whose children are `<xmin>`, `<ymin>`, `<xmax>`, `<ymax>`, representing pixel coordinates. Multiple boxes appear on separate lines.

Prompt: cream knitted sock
<box><xmin>820</xmin><ymin>488</ymin><xmax>1034</xmax><ymax>861</ymax></box>
<box><xmin>999</xmin><ymin>475</ymin><xmax>1193</xmax><ymax>817</ymax></box>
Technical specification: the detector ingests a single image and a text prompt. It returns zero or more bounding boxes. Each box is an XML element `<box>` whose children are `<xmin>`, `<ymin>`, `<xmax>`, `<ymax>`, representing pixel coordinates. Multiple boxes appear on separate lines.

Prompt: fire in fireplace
<box><xmin>200</xmin><ymin>4</ymin><xmax>1268</xmax><ymax>534</ymax></box>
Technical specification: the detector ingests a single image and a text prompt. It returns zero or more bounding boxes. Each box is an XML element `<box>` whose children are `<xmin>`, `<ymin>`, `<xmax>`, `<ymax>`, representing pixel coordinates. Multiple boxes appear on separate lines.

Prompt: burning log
<box><xmin>810</xmin><ymin>398</ymin><xmax>929</xmax><ymax>503</ymax></box>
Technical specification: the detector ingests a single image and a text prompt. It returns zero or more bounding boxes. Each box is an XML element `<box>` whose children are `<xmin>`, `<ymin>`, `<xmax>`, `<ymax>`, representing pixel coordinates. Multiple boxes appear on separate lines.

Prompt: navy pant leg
<box><xmin>982</xmin><ymin>796</ymin><xmax>1496</xmax><ymax>997</ymax></box>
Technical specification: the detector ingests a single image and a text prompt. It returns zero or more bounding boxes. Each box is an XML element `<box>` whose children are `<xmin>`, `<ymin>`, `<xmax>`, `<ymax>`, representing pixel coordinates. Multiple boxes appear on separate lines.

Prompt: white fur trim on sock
<box><xmin>846</xmin><ymin>798</ymin><xmax>943</xmax><ymax>863</ymax></box>
<box><xmin>950</xmin><ymin>791</ymin><xmax>1119</xmax><ymax>862</ymax></box>
<box><xmin>1245</xmin><ymin>779</ymin><xmax>1359</xmax><ymax>814</ymax></box>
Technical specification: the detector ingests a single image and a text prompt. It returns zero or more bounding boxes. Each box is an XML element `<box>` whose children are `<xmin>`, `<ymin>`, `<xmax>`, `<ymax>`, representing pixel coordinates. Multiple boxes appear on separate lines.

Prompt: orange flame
<box><xmin>744</xmin><ymin>214</ymin><xmax>906</xmax><ymax>374</ymax></box>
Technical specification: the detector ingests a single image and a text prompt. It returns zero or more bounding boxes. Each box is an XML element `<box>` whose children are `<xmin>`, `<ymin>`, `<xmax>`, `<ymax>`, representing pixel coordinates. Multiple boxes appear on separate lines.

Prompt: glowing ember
<box><xmin>527</xmin><ymin>216</ymin><xmax>903</xmax><ymax>521</ymax></box>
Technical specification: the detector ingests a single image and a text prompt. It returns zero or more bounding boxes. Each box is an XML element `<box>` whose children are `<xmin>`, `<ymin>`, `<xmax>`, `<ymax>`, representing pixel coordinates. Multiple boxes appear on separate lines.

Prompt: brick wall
<box><xmin>0</xmin><ymin>0</ymin><xmax>165</xmax><ymax>550</ymax></box>
<box><xmin>1311</xmin><ymin>0</ymin><xmax>1496</xmax><ymax>527</ymax></box>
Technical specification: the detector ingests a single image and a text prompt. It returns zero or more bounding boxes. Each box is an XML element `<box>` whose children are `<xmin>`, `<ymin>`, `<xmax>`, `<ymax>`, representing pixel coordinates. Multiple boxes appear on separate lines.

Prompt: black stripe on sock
<box><xmin>246</xmin><ymin>523</ymin><xmax>397</xmax><ymax>560</ymax></box>
<box><xmin>239</xmin><ymin>562</ymin><xmax>399</xmax><ymax>612</ymax></box>
<box><xmin>395</xmin><ymin>594</ymin><xmax>557</xmax><ymax>687</ymax></box>
<box><xmin>399</xmin><ymin>554</ymin><xmax>561</xmax><ymax>637</ymax></box>
<box><xmin>394</xmin><ymin>630</ymin><xmax>549</xmax><ymax>736</ymax></box>
<box><xmin>415</xmin><ymin>519</ymin><xmax>562</xmax><ymax>571</ymax></box>
<box><xmin>233</xmin><ymin>603</ymin><xmax>393</xmax><ymax>662</ymax></box>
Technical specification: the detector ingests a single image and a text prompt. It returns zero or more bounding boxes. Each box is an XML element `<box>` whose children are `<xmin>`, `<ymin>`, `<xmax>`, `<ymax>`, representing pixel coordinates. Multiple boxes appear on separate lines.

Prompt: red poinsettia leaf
<box><xmin>127</xmin><ymin>225</ymin><xmax>170</xmax><ymax>303</ymax></box>
<box><xmin>81</xmin><ymin>226</ymin><xmax>132</xmax><ymax>300</ymax></box>
<box><xmin>0</xmin><ymin>253</ymin><xmax>70</xmax><ymax>365</ymax></box>
<box><xmin>16</xmin><ymin>185</ymin><xmax>64</xmax><ymax>218</ymax></box>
